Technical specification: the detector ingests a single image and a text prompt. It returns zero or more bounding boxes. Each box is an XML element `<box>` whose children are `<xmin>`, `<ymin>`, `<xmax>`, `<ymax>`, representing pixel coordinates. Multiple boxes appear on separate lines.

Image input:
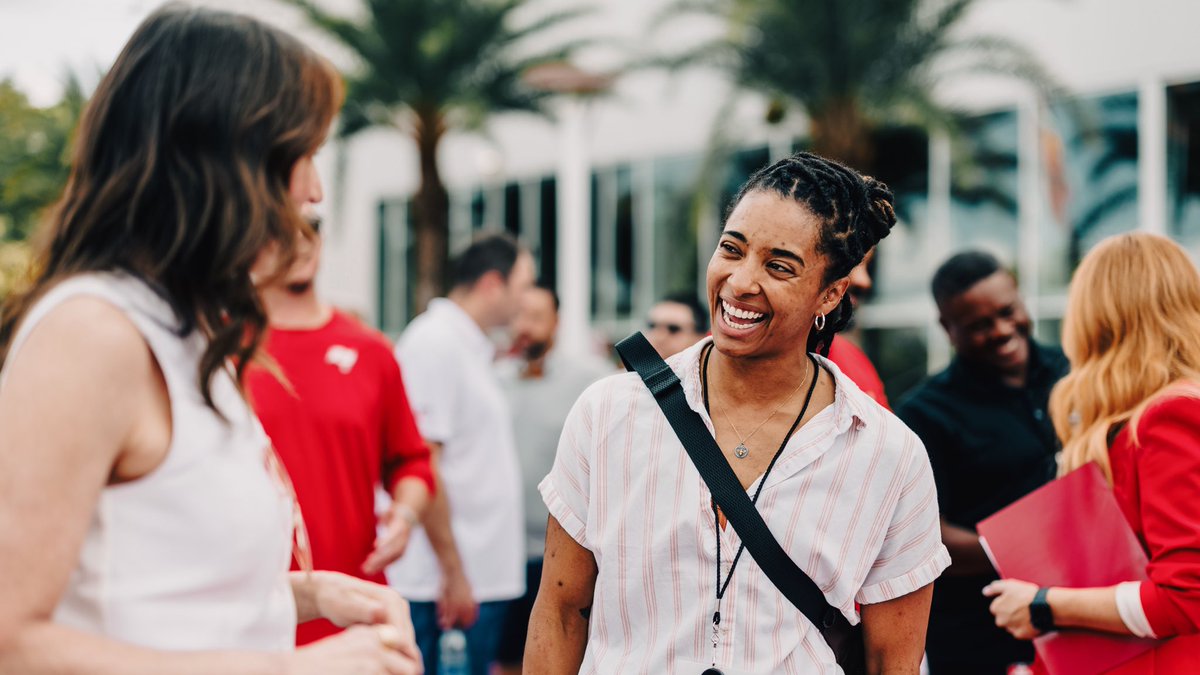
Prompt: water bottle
<box><xmin>438</xmin><ymin>628</ymin><xmax>470</xmax><ymax>675</ymax></box>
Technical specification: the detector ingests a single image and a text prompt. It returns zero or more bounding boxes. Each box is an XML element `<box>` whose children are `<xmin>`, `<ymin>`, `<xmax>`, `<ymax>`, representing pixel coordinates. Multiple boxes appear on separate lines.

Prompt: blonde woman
<box><xmin>986</xmin><ymin>232</ymin><xmax>1200</xmax><ymax>672</ymax></box>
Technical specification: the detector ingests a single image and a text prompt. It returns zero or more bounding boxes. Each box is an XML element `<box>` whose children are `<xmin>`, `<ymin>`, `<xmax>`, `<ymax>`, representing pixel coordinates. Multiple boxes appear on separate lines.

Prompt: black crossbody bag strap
<box><xmin>615</xmin><ymin>333</ymin><xmax>864</xmax><ymax>673</ymax></box>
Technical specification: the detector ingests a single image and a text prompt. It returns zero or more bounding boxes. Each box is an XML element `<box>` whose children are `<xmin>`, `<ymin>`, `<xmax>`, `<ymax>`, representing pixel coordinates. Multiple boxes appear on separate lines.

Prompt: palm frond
<box><xmin>507</xmin><ymin>6</ymin><xmax>593</xmax><ymax>44</ymax></box>
<box><xmin>281</xmin><ymin>0</ymin><xmax>377</xmax><ymax>60</ymax></box>
<box><xmin>1074</xmin><ymin>184</ymin><xmax>1138</xmax><ymax>237</ymax></box>
<box><xmin>649</xmin><ymin>0</ymin><xmax>737</xmax><ymax>31</ymax></box>
<box><xmin>938</xmin><ymin>34</ymin><xmax>1062</xmax><ymax>97</ymax></box>
<box><xmin>630</xmin><ymin>39</ymin><xmax>741</xmax><ymax>75</ymax></box>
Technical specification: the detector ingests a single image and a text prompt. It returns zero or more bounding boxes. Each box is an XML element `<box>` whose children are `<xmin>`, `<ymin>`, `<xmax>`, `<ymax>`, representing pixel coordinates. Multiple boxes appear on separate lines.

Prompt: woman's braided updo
<box><xmin>724</xmin><ymin>152</ymin><xmax>897</xmax><ymax>355</ymax></box>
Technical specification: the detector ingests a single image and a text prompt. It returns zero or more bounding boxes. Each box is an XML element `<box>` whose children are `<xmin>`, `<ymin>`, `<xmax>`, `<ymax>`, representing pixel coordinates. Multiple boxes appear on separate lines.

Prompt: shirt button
<box><xmin>1034</xmin><ymin>409</ymin><xmax>1045</xmax><ymax>420</ymax></box>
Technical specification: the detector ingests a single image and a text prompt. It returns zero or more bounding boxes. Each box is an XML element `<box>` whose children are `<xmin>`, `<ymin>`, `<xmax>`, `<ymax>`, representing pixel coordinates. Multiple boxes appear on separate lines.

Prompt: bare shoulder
<box><xmin>4</xmin><ymin>295</ymin><xmax>156</xmax><ymax>404</ymax></box>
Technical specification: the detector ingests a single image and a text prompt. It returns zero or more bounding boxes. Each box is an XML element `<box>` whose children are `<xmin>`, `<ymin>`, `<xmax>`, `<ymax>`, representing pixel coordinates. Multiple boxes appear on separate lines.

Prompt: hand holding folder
<box><xmin>977</xmin><ymin>463</ymin><xmax>1160</xmax><ymax>674</ymax></box>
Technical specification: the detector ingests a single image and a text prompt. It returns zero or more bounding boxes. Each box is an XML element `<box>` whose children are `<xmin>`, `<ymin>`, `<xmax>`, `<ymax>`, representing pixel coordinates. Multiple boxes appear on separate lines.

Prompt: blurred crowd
<box><xmin>2</xmin><ymin>5</ymin><xmax>1200</xmax><ymax>675</ymax></box>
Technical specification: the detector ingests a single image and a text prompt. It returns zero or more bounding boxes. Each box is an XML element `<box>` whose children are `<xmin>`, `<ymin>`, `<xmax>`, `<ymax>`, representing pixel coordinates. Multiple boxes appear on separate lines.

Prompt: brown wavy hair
<box><xmin>1051</xmin><ymin>232</ymin><xmax>1200</xmax><ymax>482</ymax></box>
<box><xmin>0</xmin><ymin>4</ymin><xmax>343</xmax><ymax>408</ymax></box>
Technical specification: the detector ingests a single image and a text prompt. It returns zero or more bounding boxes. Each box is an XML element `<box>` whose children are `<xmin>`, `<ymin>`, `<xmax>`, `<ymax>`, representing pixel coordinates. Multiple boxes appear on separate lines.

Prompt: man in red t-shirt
<box><xmin>828</xmin><ymin>246</ymin><xmax>890</xmax><ymax>408</ymax></box>
<box><xmin>249</xmin><ymin>212</ymin><xmax>434</xmax><ymax>645</ymax></box>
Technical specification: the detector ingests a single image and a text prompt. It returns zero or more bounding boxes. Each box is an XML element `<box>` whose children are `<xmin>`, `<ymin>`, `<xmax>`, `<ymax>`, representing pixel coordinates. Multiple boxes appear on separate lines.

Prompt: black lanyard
<box><xmin>699</xmin><ymin>343</ymin><xmax>820</xmax><ymax>630</ymax></box>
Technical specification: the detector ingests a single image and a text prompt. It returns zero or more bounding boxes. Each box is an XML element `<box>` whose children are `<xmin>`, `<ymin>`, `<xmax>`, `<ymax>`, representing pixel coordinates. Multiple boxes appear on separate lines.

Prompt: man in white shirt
<box><xmin>389</xmin><ymin>233</ymin><xmax>535</xmax><ymax>675</ymax></box>
<box><xmin>495</xmin><ymin>282</ymin><xmax>610</xmax><ymax>675</ymax></box>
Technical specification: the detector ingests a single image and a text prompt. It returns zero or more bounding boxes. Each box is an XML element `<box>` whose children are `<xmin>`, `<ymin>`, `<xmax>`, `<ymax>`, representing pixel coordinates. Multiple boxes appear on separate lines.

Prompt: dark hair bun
<box><xmin>858</xmin><ymin>176</ymin><xmax>897</xmax><ymax>251</ymax></box>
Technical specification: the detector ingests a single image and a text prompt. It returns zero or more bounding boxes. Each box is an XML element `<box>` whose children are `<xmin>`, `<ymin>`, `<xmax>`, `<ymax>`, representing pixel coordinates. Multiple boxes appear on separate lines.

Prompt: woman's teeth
<box><xmin>722</xmin><ymin>300</ymin><xmax>766</xmax><ymax>329</ymax></box>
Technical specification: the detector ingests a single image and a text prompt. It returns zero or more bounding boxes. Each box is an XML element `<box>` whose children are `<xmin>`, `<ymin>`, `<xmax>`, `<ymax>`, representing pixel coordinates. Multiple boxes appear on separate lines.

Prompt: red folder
<box><xmin>977</xmin><ymin>463</ymin><xmax>1160</xmax><ymax>674</ymax></box>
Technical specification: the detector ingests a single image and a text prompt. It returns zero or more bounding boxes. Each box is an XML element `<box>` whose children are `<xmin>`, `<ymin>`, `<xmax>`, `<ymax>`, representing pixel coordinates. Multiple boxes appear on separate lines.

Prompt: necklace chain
<box><xmin>699</xmin><ymin>342</ymin><xmax>820</xmax><ymax>661</ymax></box>
<box><xmin>715</xmin><ymin>358</ymin><xmax>811</xmax><ymax>459</ymax></box>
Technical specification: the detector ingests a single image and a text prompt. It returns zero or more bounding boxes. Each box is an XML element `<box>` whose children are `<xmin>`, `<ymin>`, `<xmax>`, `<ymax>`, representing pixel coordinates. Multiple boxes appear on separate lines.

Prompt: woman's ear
<box><xmin>820</xmin><ymin>279</ymin><xmax>851</xmax><ymax>316</ymax></box>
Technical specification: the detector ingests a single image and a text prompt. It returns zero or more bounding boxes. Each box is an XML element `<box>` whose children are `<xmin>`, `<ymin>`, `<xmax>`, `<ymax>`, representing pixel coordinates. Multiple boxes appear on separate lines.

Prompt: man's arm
<box><xmin>940</xmin><ymin>518</ymin><xmax>995</xmax><ymax>576</ymax></box>
<box><xmin>363</xmin><ymin>349</ymin><xmax>436</xmax><ymax>576</ymax></box>
<box><xmin>861</xmin><ymin>583</ymin><xmax>934</xmax><ymax>675</ymax></box>
<box><xmin>362</xmin><ymin>477</ymin><xmax>431</xmax><ymax>576</ymax></box>
<box><xmin>524</xmin><ymin>516</ymin><xmax>597</xmax><ymax>674</ymax></box>
<box><xmin>420</xmin><ymin>441</ymin><xmax>478</xmax><ymax>629</ymax></box>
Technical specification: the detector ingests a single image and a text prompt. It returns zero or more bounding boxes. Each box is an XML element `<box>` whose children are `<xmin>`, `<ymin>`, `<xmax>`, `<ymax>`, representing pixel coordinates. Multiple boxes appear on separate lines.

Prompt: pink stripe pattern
<box><xmin>540</xmin><ymin>339</ymin><xmax>950</xmax><ymax>673</ymax></box>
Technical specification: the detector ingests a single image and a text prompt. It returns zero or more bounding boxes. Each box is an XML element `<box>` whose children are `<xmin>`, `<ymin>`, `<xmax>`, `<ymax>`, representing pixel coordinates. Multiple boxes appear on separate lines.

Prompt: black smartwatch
<box><xmin>1029</xmin><ymin>586</ymin><xmax>1056</xmax><ymax>633</ymax></box>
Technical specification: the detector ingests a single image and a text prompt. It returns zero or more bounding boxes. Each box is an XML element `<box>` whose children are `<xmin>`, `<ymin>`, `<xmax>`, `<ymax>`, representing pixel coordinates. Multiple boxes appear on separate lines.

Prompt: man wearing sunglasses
<box><xmin>645</xmin><ymin>291</ymin><xmax>708</xmax><ymax>358</ymax></box>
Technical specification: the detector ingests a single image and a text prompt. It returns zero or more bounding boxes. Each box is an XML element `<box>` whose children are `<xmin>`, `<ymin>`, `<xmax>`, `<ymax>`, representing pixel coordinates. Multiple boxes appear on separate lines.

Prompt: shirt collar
<box><xmin>673</xmin><ymin>337</ymin><xmax>871</xmax><ymax>434</ymax></box>
<box><xmin>427</xmin><ymin>298</ymin><xmax>497</xmax><ymax>362</ymax></box>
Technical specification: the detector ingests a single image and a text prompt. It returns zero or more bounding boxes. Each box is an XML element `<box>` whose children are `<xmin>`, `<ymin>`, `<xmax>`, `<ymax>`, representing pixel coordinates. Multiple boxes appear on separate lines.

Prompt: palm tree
<box><xmin>655</xmin><ymin>0</ymin><xmax>1053</xmax><ymax>175</ymax></box>
<box><xmin>285</xmin><ymin>0</ymin><xmax>588</xmax><ymax>311</ymax></box>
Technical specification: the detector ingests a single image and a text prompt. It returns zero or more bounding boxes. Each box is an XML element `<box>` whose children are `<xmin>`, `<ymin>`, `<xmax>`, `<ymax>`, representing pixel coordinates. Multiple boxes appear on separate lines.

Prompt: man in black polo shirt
<box><xmin>897</xmin><ymin>251</ymin><xmax>1068</xmax><ymax>675</ymax></box>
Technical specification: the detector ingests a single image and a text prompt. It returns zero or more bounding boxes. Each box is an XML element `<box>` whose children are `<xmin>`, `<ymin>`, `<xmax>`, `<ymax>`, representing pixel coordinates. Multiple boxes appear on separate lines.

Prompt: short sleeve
<box><xmin>1130</xmin><ymin>396</ymin><xmax>1200</xmax><ymax>637</ymax></box>
<box><xmin>380</xmin><ymin>352</ymin><xmax>435</xmax><ymax>496</ymax></box>
<box><xmin>394</xmin><ymin>335</ymin><xmax>456</xmax><ymax>443</ymax></box>
<box><xmin>856</xmin><ymin>433</ymin><xmax>951</xmax><ymax>605</ymax></box>
<box><xmin>538</xmin><ymin>386</ymin><xmax>595</xmax><ymax>550</ymax></box>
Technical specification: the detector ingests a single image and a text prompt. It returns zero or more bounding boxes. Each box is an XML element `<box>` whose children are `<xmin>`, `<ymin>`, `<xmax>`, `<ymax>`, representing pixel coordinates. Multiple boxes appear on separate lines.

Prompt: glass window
<box><xmin>377</xmin><ymin>198</ymin><xmax>417</xmax><ymax>334</ymax></box>
<box><xmin>1169</xmin><ymin>82</ymin><xmax>1200</xmax><ymax>255</ymax></box>
<box><xmin>448</xmin><ymin>190</ymin><xmax>474</xmax><ymax>254</ymax></box>
<box><xmin>615</xmin><ymin>165</ymin><xmax>635</xmax><ymax>317</ymax></box>
<box><xmin>950</xmin><ymin>110</ymin><xmax>1020</xmax><ymax>266</ymax></box>
<box><xmin>503</xmin><ymin>183</ymin><xmax>521</xmax><ymax>236</ymax></box>
<box><xmin>1034</xmin><ymin>317</ymin><xmax>1062</xmax><ymax>347</ymax></box>
<box><xmin>539</xmin><ymin>177</ymin><xmax>557</xmax><ymax>287</ymax></box>
<box><xmin>869</xmin><ymin>125</ymin><xmax>930</xmax><ymax>304</ymax></box>
<box><xmin>1042</xmin><ymin>92</ymin><xmax>1139</xmax><ymax>290</ymax></box>
<box><xmin>718</xmin><ymin>146</ymin><xmax>771</xmax><ymax>215</ymax></box>
<box><xmin>653</xmin><ymin>154</ymin><xmax>702</xmax><ymax>301</ymax></box>
<box><xmin>590</xmin><ymin>172</ymin><xmax>602</xmax><ymax>316</ymax></box>
<box><xmin>470</xmin><ymin>189</ymin><xmax>486</xmax><ymax>231</ymax></box>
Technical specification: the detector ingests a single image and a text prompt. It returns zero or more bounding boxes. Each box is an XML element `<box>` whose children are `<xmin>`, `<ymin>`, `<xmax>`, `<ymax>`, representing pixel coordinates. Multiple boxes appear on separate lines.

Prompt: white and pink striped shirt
<box><xmin>540</xmin><ymin>338</ymin><xmax>950</xmax><ymax>674</ymax></box>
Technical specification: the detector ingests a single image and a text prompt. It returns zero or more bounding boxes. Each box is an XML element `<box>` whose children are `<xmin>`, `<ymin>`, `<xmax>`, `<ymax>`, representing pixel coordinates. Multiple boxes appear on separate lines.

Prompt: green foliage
<box><xmin>0</xmin><ymin>75</ymin><xmax>85</xmax><ymax>299</ymax></box>
<box><xmin>0</xmin><ymin>76</ymin><xmax>84</xmax><ymax>242</ymax></box>
<box><xmin>284</xmin><ymin>0</ymin><xmax>588</xmax><ymax>136</ymax></box>
<box><xmin>286</xmin><ymin>0</ymin><xmax>589</xmax><ymax>309</ymax></box>
<box><xmin>0</xmin><ymin>239</ymin><xmax>32</xmax><ymax>300</ymax></box>
<box><xmin>657</xmin><ymin>0</ymin><xmax>1056</xmax><ymax>168</ymax></box>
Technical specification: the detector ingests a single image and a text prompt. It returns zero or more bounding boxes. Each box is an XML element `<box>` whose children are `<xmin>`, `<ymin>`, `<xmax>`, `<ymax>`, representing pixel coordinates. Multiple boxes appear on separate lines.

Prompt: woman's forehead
<box><xmin>724</xmin><ymin>191</ymin><xmax>821</xmax><ymax>250</ymax></box>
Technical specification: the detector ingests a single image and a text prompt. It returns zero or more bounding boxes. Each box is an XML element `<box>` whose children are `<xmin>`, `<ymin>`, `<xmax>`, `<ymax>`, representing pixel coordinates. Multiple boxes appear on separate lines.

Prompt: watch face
<box><xmin>1030</xmin><ymin>592</ymin><xmax>1055</xmax><ymax>632</ymax></box>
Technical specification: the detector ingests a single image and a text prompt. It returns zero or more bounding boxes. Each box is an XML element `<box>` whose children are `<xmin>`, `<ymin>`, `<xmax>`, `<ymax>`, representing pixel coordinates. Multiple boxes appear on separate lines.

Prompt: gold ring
<box><xmin>375</xmin><ymin>624</ymin><xmax>403</xmax><ymax>650</ymax></box>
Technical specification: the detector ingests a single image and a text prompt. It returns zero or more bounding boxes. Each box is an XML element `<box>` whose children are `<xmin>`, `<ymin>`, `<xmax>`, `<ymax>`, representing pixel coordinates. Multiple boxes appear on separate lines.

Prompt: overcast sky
<box><xmin>0</xmin><ymin>0</ymin><xmax>355</xmax><ymax>106</ymax></box>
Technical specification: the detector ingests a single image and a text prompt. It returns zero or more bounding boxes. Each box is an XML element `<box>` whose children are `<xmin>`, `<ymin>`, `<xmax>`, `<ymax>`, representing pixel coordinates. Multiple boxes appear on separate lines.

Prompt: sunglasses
<box><xmin>648</xmin><ymin>321</ymin><xmax>688</xmax><ymax>335</ymax></box>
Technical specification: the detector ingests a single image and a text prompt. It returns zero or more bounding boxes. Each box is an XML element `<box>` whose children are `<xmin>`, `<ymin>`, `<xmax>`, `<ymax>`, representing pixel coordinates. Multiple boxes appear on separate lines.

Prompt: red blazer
<box><xmin>1108</xmin><ymin>394</ymin><xmax>1200</xmax><ymax>672</ymax></box>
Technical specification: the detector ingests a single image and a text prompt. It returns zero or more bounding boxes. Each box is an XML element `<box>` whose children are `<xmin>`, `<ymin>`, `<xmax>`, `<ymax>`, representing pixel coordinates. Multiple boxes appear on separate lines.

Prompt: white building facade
<box><xmin>311</xmin><ymin>0</ymin><xmax>1200</xmax><ymax>401</ymax></box>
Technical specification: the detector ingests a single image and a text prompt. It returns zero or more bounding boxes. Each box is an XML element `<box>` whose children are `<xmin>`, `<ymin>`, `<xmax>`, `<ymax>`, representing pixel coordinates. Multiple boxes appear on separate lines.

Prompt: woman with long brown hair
<box><xmin>986</xmin><ymin>232</ymin><xmax>1200</xmax><ymax>671</ymax></box>
<box><xmin>0</xmin><ymin>6</ymin><xmax>418</xmax><ymax>674</ymax></box>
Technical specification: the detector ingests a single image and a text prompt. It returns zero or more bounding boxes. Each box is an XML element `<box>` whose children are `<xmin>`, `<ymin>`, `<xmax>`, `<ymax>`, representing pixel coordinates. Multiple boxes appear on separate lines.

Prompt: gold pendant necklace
<box><xmin>715</xmin><ymin>357</ymin><xmax>811</xmax><ymax>460</ymax></box>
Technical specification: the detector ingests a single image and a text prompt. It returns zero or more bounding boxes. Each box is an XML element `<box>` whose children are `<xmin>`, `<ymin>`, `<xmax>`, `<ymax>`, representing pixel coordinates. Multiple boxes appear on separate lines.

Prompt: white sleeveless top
<box><xmin>1</xmin><ymin>272</ymin><xmax>296</xmax><ymax>651</ymax></box>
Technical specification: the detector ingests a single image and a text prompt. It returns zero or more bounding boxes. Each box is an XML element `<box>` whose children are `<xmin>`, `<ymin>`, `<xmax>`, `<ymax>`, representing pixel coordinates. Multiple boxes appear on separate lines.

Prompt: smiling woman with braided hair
<box><xmin>527</xmin><ymin>152</ymin><xmax>950</xmax><ymax>674</ymax></box>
